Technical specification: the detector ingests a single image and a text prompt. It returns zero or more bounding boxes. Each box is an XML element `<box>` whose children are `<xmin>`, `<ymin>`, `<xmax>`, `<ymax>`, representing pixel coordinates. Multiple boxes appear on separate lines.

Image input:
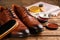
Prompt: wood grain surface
<box><xmin>0</xmin><ymin>0</ymin><xmax>60</xmax><ymax>40</ymax></box>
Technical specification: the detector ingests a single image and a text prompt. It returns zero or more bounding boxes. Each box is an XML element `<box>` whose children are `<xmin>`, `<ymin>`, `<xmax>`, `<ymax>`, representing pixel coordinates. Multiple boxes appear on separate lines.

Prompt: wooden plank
<box><xmin>0</xmin><ymin>0</ymin><xmax>59</xmax><ymax>7</ymax></box>
<box><xmin>5</xmin><ymin>37</ymin><xmax>37</xmax><ymax>40</ymax></box>
<box><xmin>38</xmin><ymin>37</ymin><xmax>57</xmax><ymax>40</ymax></box>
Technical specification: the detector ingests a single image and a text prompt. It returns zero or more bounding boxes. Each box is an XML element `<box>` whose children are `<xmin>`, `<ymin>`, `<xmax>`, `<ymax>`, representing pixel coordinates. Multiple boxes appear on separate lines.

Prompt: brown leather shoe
<box><xmin>0</xmin><ymin>6</ymin><xmax>18</xmax><ymax>39</ymax></box>
<box><xmin>0</xmin><ymin>6</ymin><xmax>30</xmax><ymax>38</ymax></box>
<box><xmin>12</xmin><ymin>4</ymin><xmax>43</xmax><ymax>34</ymax></box>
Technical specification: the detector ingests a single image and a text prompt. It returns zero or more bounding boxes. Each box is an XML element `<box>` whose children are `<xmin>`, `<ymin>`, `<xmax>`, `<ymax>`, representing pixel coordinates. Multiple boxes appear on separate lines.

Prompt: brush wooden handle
<box><xmin>0</xmin><ymin>20</ymin><xmax>18</xmax><ymax>40</ymax></box>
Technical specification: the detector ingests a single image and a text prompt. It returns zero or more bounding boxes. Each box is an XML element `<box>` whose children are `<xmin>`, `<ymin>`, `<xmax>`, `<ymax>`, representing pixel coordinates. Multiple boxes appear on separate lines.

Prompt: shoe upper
<box><xmin>12</xmin><ymin>5</ymin><xmax>42</xmax><ymax>27</ymax></box>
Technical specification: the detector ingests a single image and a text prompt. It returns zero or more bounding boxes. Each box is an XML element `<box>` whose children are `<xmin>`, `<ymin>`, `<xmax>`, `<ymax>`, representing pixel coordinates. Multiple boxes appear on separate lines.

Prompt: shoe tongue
<box><xmin>0</xmin><ymin>7</ymin><xmax>6</xmax><ymax>12</ymax></box>
<box><xmin>13</xmin><ymin>5</ymin><xmax>18</xmax><ymax>10</ymax></box>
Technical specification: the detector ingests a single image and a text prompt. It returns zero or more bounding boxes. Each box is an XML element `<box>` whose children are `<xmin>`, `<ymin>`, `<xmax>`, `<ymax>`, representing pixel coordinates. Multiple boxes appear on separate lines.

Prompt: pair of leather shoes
<box><xmin>0</xmin><ymin>6</ymin><xmax>30</xmax><ymax>39</ymax></box>
<box><xmin>0</xmin><ymin>4</ymin><xmax>43</xmax><ymax>39</ymax></box>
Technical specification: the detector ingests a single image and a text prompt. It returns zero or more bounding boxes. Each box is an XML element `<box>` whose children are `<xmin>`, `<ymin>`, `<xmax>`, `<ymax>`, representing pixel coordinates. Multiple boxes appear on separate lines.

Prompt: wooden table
<box><xmin>0</xmin><ymin>0</ymin><xmax>60</xmax><ymax>40</ymax></box>
<box><xmin>5</xmin><ymin>18</ymin><xmax>60</xmax><ymax>40</ymax></box>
